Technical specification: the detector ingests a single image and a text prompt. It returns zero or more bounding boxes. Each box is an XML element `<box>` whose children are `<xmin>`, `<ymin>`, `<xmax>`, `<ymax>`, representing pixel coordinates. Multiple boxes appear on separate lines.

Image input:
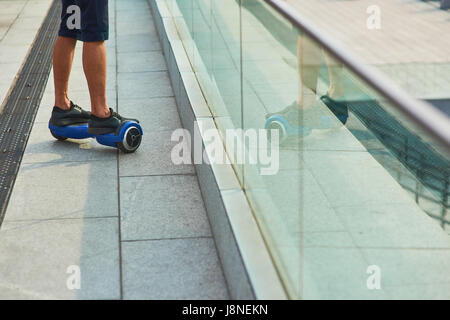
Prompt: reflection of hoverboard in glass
<box><xmin>49</xmin><ymin>121</ymin><xmax>143</xmax><ymax>153</ymax></box>
<box><xmin>265</xmin><ymin>115</ymin><xmax>312</xmax><ymax>142</ymax></box>
<box><xmin>264</xmin><ymin>97</ymin><xmax>348</xmax><ymax>143</ymax></box>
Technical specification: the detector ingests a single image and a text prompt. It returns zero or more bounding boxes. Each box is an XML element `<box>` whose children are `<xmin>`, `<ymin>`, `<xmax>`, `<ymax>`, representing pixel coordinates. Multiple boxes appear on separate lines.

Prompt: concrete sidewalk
<box><xmin>0</xmin><ymin>0</ymin><xmax>229</xmax><ymax>299</ymax></box>
<box><xmin>284</xmin><ymin>0</ymin><xmax>450</xmax><ymax>100</ymax></box>
<box><xmin>0</xmin><ymin>0</ymin><xmax>53</xmax><ymax>108</ymax></box>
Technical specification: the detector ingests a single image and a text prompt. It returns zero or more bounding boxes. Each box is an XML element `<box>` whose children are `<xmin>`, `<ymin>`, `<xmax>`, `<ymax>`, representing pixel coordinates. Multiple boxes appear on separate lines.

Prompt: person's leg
<box><xmin>82</xmin><ymin>41</ymin><xmax>110</xmax><ymax>118</ymax></box>
<box><xmin>53</xmin><ymin>36</ymin><xmax>77</xmax><ymax>110</ymax></box>
<box><xmin>324</xmin><ymin>52</ymin><xmax>345</xmax><ymax>98</ymax></box>
<box><xmin>78</xmin><ymin>0</ymin><xmax>139</xmax><ymax>135</ymax></box>
<box><xmin>265</xmin><ymin>34</ymin><xmax>320</xmax><ymax>119</ymax></box>
<box><xmin>53</xmin><ymin>0</ymin><xmax>79</xmax><ymax>110</ymax></box>
<box><xmin>320</xmin><ymin>53</ymin><xmax>349</xmax><ymax>124</ymax></box>
<box><xmin>299</xmin><ymin>34</ymin><xmax>349</xmax><ymax>125</ymax></box>
<box><xmin>297</xmin><ymin>34</ymin><xmax>321</xmax><ymax>107</ymax></box>
<box><xmin>76</xmin><ymin>0</ymin><xmax>110</xmax><ymax>118</ymax></box>
<box><xmin>296</xmin><ymin>36</ymin><xmax>304</xmax><ymax>106</ymax></box>
<box><xmin>50</xmin><ymin>0</ymin><xmax>91</xmax><ymax>127</ymax></box>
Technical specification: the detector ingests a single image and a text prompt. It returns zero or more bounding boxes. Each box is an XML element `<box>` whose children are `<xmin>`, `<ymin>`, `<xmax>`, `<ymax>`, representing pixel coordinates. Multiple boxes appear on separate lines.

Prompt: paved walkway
<box><xmin>285</xmin><ymin>0</ymin><xmax>450</xmax><ymax>99</ymax></box>
<box><xmin>0</xmin><ymin>0</ymin><xmax>53</xmax><ymax>108</ymax></box>
<box><xmin>0</xmin><ymin>0</ymin><xmax>229</xmax><ymax>299</ymax></box>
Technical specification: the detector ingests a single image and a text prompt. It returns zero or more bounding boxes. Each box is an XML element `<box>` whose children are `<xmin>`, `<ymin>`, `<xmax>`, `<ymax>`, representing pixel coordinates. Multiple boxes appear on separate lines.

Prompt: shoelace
<box><xmin>70</xmin><ymin>102</ymin><xmax>91</xmax><ymax>116</ymax></box>
<box><xmin>111</xmin><ymin>111</ymin><xmax>122</xmax><ymax>120</ymax></box>
<box><xmin>111</xmin><ymin>110</ymin><xmax>139</xmax><ymax>123</ymax></box>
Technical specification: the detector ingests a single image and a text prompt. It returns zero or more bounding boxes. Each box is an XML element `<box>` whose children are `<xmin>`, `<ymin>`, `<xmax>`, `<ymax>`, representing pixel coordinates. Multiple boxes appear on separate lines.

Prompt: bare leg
<box><xmin>297</xmin><ymin>35</ymin><xmax>320</xmax><ymax>107</ymax></box>
<box><xmin>297</xmin><ymin>36</ymin><xmax>304</xmax><ymax>106</ymax></box>
<box><xmin>298</xmin><ymin>35</ymin><xmax>345</xmax><ymax>101</ymax></box>
<box><xmin>324</xmin><ymin>52</ymin><xmax>344</xmax><ymax>98</ymax></box>
<box><xmin>83</xmin><ymin>41</ymin><xmax>110</xmax><ymax>118</ymax></box>
<box><xmin>53</xmin><ymin>36</ymin><xmax>77</xmax><ymax>110</ymax></box>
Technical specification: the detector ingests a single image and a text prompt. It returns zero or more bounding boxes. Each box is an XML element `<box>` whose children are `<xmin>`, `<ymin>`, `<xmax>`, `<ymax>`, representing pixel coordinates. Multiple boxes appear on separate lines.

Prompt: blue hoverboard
<box><xmin>265</xmin><ymin>113</ymin><xmax>348</xmax><ymax>142</ymax></box>
<box><xmin>265</xmin><ymin>97</ymin><xmax>349</xmax><ymax>143</ymax></box>
<box><xmin>264</xmin><ymin>115</ymin><xmax>312</xmax><ymax>143</ymax></box>
<box><xmin>49</xmin><ymin>121</ymin><xmax>143</xmax><ymax>153</ymax></box>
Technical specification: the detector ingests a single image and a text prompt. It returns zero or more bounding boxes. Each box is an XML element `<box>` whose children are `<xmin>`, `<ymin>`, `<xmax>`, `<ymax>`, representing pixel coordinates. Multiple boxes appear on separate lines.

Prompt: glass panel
<box><xmin>241</xmin><ymin>0</ymin><xmax>303</xmax><ymax>298</ymax></box>
<box><xmin>192</xmin><ymin>0</ymin><xmax>212</xmax><ymax>96</ymax></box>
<box><xmin>168</xmin><ymin>0</ymin><xmax>450</xmax><ymax>299</ymax></box>
<box><xmin>242</xmin><ymin>0</ymin><xmax>449</xmax><ymax>299</ymax></box>
<box><xmin>211</xmin><ymin>0</ymin><xmax>243</xmax><ymax>181</ymax></box>
<box><xmin>174</xmin><ymin>0</ymin><xmax>194</xmax><ymax>60</ymax></box>
<box><xmin>169</xmin><ymin>0</ymin><xmax>243</xmax><ymax>181</ymax></box>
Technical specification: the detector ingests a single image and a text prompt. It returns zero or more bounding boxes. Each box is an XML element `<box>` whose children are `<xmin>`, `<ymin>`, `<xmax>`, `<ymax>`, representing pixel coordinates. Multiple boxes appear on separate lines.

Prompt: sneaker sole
<box><xmin>50</xmin><ymin>118</ymin><xmax>90</xmax><ymax>127</ymax></box>
<box><xmin>87</xmin><ymin>127</ymin><xmax>116</xmax><ymax>135</ymax></box>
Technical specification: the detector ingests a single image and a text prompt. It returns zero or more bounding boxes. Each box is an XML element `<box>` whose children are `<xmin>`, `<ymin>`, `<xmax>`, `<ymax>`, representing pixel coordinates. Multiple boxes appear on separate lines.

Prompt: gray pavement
<box><xmin>0</xmin><ymin>0</ymin><xmax>53</xmax><ymax>108</ymax></box>
<box><xmin>0</xmin><ymin>0</ymin><xmax>229</xmax><ymax>299</ymax></box>
<box><xmin>284</xmin><ymin>0</ymin><xmax>450</xmax><ymax>100</ymax></box>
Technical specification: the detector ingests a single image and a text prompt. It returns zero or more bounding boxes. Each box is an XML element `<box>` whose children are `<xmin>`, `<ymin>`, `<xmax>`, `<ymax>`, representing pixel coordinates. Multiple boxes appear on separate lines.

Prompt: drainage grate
<box><xmin>0</xmin><ymin>0</ymin><xmax>61</xmax><ymax>226</ymax></box>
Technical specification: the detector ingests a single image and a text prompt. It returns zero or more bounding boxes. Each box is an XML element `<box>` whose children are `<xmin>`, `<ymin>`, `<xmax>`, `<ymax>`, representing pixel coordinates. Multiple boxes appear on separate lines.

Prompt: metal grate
<box><xmin>348</xmin><ymin>99</ymin><xmax>450</xmax><ymax>228</ymax></box>
<box><xmin>0</xmin><ymin>0</ymin><xmax>61</xmax><ymax>226</ymax></box>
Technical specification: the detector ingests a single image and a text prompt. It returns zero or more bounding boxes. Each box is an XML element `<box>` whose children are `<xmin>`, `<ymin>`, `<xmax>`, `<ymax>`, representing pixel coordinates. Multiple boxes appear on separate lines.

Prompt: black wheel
<box><xmin>117</xmin><ymin>126</ymin><xmax>142</xmax><ymax>153</ymax></box>
<box><xmin>267</xmin><ymin>120</ymin><xmax>287</xmax><ymax>143</ymax></box>
<box><xmin>50</xmin><ymin>130</ymin><xmax>68</xmax><ymax>141</ymax></box>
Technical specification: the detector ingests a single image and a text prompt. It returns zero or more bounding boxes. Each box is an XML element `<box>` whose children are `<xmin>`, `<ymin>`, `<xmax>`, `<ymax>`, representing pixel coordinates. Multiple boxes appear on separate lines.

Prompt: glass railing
<box><xmin>166</xmin><ymin>0</ymin><xmax>450</xmax><ymax>299</ymax></box>
<box><xmin>280</xmin><ymin>0</ymin><xmax>450</xmax><ymax>119</ymax></box>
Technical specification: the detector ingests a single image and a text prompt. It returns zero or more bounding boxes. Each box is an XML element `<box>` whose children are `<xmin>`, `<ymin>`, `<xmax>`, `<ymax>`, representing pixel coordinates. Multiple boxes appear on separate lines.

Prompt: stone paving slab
<box><xmin>363</xmin><ymin>247</ymin><xmax>450</xmax><ymax>287</ymax></box>
<box><xmin>4</xmin><ymin>160</ymin><xmax>118</xmax><ymax>221</ymax></box>
<box><xmin>119</xmin><ymin>129</ymin><xmax>196</xmax><ymax>177</ymax></box>
<box><xmin>116</xmin><ymin>18</ymin><xmax>157</xmax><ymax>36</ymax></box>
<box><xmin>334</xmin><ymin>202</ymin><xmax>450</xmax><ymax>248</ymax></box>
<box><xmin>122</xmin><ymin>238</ymin><xmax>229</xmax><ymax>300</ymax></box>
<box><xmin>118</xmin><ymin>51</ymin><xmax>167</xmax><ymax>73</ymax></box>
<box><xmin>120</xmin><ymin>175</ymin><xmax>211</xmax><ymax>241</ymax></box>
<box><xmin>0</xmin><ymin>218</ymin><xmax>120</xmax><ymax>300</ymax></box>
<box><xmin>117</xmin><ymin>33</ymin><xmax>162</xmax><ymax>53</ymax></box>
<box><xmin>0</xmin><ymin>1</ymin><xmax>27</xmax><ymax>17</ymax></box>
<box><xmin>118</xmin><ymin>97</ymin><xmax>182</xmax><ymax>131</ymax></box>
<box><xmin>118</xmin><ymin>71</ymin><xmax>174</xmax><ymax>99</ymax></box>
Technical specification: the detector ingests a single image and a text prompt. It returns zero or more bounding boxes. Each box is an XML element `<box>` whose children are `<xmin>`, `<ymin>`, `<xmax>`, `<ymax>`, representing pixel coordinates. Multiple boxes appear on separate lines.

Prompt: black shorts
<box><xmin>58</xmin><ymin>0</ymin><xmax>109</xmax><ymax>42</ymax></box>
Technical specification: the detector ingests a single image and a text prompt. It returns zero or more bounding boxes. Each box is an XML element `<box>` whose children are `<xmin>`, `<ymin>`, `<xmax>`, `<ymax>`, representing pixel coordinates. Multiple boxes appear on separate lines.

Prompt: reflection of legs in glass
<box><xmin>320</xmin><ymin>52</ymin><xmax>349</xmax><ymax>125</ymax></box>
<box><xmin>264</xmin><ymin>36</ymin><xmax>319</xmax><ymax>141</ymax></box>
<box><xmin>295</xmin><ymin>34</ymin><xmax>348</xmax><ymax>125</ymax></box>
<box><xmin>265</xmin><ymin>35</ymin><xmax>348</xmax><ymax>143</ymax></box>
